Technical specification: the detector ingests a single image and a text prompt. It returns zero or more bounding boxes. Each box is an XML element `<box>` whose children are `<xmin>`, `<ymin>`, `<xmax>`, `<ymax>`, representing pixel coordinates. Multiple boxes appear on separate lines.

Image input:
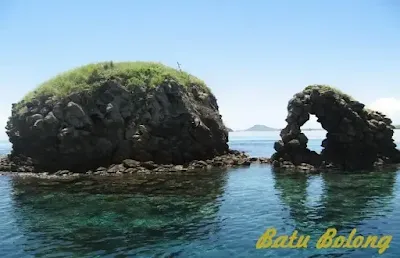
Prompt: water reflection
<box><xmin>10</xmin><ymin>170</ymin><xmax>228</xmax><ymax>257</ymax></box>
<box><xmin>272</xmin><ymin>169</ymin><xmax>397</xmax><ymax>235</ymax></box>
<box><xmin>6</xmin><ymin>166</ymin><xmax>400</xmax><ymax>258</ymax></box>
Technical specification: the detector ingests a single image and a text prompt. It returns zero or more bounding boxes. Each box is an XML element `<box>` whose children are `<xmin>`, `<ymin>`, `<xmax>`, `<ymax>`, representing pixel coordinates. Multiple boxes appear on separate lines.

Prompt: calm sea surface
<box><xmin>1</xmin><ymin>130</ymin><xmax>400</xmax><ymax>257</ymax></box>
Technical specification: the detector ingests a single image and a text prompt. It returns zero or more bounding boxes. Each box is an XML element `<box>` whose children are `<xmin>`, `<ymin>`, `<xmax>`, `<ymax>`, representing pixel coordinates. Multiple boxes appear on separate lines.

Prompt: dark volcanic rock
<box><xmin>4</xmin><ymin>64</ymin><xmax>230</xmax><ymax>173</ymax></box>
<box><xmin>271</xmin><ymin>85</ymin><xmax>400</xmax><ymax>172</ymax></box>
<box><xmin>0</xmin><ymin>151</ymin><xmax>272</xmax><ymax>178</ymax></box>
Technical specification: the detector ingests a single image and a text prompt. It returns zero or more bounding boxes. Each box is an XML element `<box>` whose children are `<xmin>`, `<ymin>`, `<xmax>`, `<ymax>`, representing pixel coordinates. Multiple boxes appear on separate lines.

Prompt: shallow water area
<box><xmin>1</xmin><ymin>130</ymin><xmax>400</xmax><ymax>257</ymax></box>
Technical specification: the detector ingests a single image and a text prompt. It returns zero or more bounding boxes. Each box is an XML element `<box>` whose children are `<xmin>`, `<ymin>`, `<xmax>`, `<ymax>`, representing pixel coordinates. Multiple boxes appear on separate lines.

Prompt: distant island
<box><xmin>243</xmin><ymin>124</ymin><xmax>278</xmax><ymax>131</ymax></box>
<box><xmin>395</xmin><ymin>125</ymin><xmax>400</xmax><ymax>129</ymax></box>
<box><xmin>302</xmin><ymin>128</ymin><xmax>324</xmax><ymax>131</ymax></box>
<box><xmin>229</xmin><ymin>124</ymin><xmax>325</xmax><ymax>132</ymax></box>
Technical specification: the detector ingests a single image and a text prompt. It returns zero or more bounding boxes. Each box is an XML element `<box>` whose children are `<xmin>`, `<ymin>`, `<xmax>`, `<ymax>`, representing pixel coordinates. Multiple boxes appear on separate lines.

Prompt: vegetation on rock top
<box><xmin>303</xmin><ymin>84</ymin><xmax>355</xmax><ymax>102</ymax></box>
<box><xmin>19</xmin><ymin>61</ymin><xmax>209</xmax><ymax>106</ymax></box>
<box><xmin>303</xmin><ymin>84</ymin><xmax>377</xmax><ymax>113</ymax></box>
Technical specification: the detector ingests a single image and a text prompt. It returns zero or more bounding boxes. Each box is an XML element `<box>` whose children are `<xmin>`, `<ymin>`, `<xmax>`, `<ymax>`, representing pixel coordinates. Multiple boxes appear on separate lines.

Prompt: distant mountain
<box><xmin>226</xmin><ymin>127</ymin><xmax>234</xmax><ymax>132</ymax></box>
<box><xmin>395</xmin><ymin>125</ymin><xmax>400</xmax><ymax>129</ymax></box>
<box><xmin>243</xmin><ymin>124</ymin><xmax>278</xmax><ymax>131</ymax></box>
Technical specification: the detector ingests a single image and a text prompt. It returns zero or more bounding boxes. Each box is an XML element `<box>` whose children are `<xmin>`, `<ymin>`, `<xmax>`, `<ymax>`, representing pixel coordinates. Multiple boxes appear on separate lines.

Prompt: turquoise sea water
<box><xmin>1</xmin><ymin>130</ymin><xmax>400</xmax><ymax>257</ymax></box>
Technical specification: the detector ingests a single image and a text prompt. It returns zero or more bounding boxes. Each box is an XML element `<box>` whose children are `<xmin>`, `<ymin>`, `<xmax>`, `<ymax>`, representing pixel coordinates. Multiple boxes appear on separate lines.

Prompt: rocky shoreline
<box><xmin>272</xmin><ymin>160</ymin><xmax>400</xmax><ymax>174</ymax></box>
<box><xmin>0</xmin><ymin>150</ymin><xmax>270</xmax><ymax>178</ymax></box>
<box><xmin>2</xmin><ymin>149</ymin><xmax>399</xmax><ymax>179</ymax></box>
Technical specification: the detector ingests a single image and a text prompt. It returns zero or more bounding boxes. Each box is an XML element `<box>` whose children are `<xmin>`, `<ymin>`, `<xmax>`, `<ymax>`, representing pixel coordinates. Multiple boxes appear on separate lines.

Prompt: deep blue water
<box><xmin>0</xmin><ymin>130</ymin><xmax>400</xmax><ymax>257</ymax></box>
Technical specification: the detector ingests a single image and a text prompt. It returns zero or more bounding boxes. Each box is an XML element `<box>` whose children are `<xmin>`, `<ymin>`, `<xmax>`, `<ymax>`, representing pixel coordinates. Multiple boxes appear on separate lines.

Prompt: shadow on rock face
<box><xmin>272</xmin><ymin>168</ymin><xmax>397</xmax><ymax>234</ymax></box>
<box><xmin>7</xmin><ymin>68</ymin><xmax>229</xmax><ymax>172</ymax></box>
<box><xmin>271</xmin><ymin>85</ymin><xmax>400</xmax><ymax>171</ymax></box>
<box><xmin>9</xmin><ymin>169</ymin><xmax>228</xmax><ymax>256</ymax></box>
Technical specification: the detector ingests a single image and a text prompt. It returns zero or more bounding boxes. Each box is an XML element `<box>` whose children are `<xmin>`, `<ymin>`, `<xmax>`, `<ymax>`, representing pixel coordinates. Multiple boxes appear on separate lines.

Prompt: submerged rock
<box><xmin>0</xmin><ymin>150</ymin><xmax>271</xmax><ymax>178</ymax></box>
<box><xmin>271</xmin><ymin>85</ymin><xmax>400</xmax><ymax>172</ymax></box>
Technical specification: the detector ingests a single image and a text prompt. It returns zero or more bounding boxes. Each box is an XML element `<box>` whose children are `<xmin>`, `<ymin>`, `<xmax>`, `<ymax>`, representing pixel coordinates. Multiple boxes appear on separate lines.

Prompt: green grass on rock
<box><xmin>20</xmin><ymin>61</ymin><xmax>209</xmax><ymax>105</ymax></box>
<box><xmin>304</xmin><ymin>84</ymin><xmax>355</xmax><ymax>102</ymax></box>
<box><xmin>303</xmin><ymin>84</ymin><xmax>381</xmax><ymax>114</ymax></box>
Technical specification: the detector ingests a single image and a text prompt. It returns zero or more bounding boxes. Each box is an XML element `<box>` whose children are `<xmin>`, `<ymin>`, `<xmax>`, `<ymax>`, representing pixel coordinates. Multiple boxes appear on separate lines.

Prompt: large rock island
<box><xmin>1</xmin><ymin>62</ymin><xmax>267</xmax><ymax>175</ymax></box>
<box><xmin>271</xmin><ymin>85</ymin><xmax>400</xmax><ymax>172</ymax></box>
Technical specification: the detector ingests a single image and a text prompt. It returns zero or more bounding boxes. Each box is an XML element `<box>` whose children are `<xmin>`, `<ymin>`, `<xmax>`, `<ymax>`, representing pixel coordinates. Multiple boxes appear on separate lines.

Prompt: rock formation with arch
<box><xmin>271</xmin><ymin>85</ymin><xmax>400</xmax><ymax>172</ymax></box>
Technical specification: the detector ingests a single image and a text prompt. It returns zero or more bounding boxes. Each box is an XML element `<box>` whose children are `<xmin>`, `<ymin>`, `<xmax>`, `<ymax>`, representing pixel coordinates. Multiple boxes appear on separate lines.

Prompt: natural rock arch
<box><xmin>271</xmin><ymin>85</ymin><xmax>400</xmax><ymax>171</ymax></box>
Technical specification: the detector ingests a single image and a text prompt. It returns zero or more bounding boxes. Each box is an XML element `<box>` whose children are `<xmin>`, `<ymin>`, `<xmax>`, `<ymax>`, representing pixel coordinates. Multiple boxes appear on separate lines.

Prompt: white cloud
<box><xmin>368</xmin><ymin>98</ymin><xmax>400</xmax><ymax>124</ymax></box>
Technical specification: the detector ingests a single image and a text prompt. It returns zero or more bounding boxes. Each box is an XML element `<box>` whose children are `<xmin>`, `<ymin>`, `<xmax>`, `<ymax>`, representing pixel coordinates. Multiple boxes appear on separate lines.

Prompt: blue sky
<box><xmin>0</xmin><ymin>0</ymin><xmax>399</xmax><ymax>139</ymax></box>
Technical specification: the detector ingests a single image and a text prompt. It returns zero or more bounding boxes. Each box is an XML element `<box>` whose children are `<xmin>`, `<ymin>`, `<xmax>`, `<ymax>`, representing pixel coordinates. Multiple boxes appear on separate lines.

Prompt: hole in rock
<box><xmin>301</xmin><ymin>114</ymin><xmax>327</xmax><ymax>154</ymax></box>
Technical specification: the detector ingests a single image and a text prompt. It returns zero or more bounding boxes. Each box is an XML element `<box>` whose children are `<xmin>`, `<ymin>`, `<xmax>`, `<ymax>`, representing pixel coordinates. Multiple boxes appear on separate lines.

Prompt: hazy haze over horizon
<box><xmin>1</xmin><ymin>0</ymin><xmax>400</xmax><ymax>139</ymax></box>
